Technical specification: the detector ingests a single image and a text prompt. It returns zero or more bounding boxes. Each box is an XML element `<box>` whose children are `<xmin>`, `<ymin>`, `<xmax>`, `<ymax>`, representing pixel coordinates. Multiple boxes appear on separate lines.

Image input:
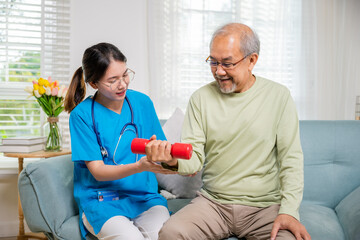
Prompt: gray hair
<box><xmin>210</xmin><ymin>23</ymin><xmax>260</xmax><ymax>56</ymax></box>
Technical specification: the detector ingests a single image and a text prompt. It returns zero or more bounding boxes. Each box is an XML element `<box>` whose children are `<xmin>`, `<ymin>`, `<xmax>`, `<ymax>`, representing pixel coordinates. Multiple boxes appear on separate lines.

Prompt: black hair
<box><xmin>64</xmin><ymin>42</ymin><xmax>127</xmax><ymax>112</ymax></box>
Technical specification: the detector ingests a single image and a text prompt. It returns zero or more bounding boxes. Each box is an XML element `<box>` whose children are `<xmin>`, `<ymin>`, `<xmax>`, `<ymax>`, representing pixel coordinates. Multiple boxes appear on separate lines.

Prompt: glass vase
<box><xmin>44</xmin><ymin>117</ymin><xmax>62</xmax><ymax>152</ymax></box>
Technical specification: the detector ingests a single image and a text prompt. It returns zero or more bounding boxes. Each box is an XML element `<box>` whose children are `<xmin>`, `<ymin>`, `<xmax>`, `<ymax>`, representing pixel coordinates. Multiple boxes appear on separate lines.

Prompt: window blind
<box><xmin>148</xmin><ymin>0</ymin><xmax>301</xmax><ymax>118</ymax></box>
<box><xmin>0</xmin><ymin>0</ymin><xmax>70</xmax><ymax>149</ymax></box>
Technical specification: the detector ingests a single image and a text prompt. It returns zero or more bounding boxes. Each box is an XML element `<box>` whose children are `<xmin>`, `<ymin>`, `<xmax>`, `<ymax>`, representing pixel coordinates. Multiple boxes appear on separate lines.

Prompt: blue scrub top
<box><xmin>69</xmin><ymin>90</ymin><xmax>168</xmax><ymax>239</ymax></box>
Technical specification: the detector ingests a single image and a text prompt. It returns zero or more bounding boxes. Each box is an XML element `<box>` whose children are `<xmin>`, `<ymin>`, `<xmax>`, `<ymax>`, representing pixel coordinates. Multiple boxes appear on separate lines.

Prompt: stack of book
<box><xmin>0</xmin><ymin>136</ymin><xmax>46</xmax><ymax>153</ymax></box>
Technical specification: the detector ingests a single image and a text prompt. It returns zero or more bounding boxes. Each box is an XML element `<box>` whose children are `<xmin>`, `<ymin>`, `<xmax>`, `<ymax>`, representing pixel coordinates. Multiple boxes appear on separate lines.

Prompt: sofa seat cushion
<box><xmin>57</xmin><ymin>215</ymin><xmax>82</xmax><ymax>240</ymax></box>
<box><xmin>300</xmin><ymin>204</ymin><xmax>345</xmax><ymax>240</ymax></box>
<box><xmin>167</xmin><ymin>198</ymin><xmax>192</xmax><ymax>214</ymax></box>
<box><xmin>335</xmin><ymin>185</ymin><xmax>360</xmax><ymax>240</ymax></box>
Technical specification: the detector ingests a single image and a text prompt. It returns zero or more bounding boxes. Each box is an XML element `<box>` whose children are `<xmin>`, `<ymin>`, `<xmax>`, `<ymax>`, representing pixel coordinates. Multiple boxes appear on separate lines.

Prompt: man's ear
<box><xmin>248</xmin><ymin>53</ymin><xmax>258</xmax><ymax>72</ymax></box>
<box><xmin>89</xmin><ymin>82</ymin><xmax>97</xmax><ymax>89</ymax></box>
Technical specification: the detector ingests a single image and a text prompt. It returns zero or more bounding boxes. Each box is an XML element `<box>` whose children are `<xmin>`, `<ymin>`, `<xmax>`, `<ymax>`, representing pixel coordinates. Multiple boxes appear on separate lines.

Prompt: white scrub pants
<box><xmin>83</xmin><ymin>205</ymin><xmax>170</xmax><ymax>240</ymax></box>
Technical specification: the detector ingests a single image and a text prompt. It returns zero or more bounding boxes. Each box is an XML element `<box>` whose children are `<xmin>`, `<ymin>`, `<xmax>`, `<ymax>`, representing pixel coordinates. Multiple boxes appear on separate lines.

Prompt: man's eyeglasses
<box><xmin>205</xmin><ymin>53</ymin><xmax>252</xmax><ymax>70</ymax></box>
<box><xmin>102</xmin><ymin>68</ymin><xmax>135</xmax><ymax>90</ymax></box>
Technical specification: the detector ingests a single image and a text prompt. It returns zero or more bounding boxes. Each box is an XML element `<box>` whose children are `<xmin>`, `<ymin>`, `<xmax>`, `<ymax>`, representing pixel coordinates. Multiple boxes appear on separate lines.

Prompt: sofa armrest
<box><xmin>18</xmin><ymin>167</ymin><xmax>52</xmax><ymax>233</ymax></box>
<box><xmin>18</xmin><ymin>154</ymin><xmax>79</xmax><ymax>239</ymax></box>
<box><xmin>335</xmin><ymin>185</ymin><xmax>360</xmax><ymax>240</ymax></box>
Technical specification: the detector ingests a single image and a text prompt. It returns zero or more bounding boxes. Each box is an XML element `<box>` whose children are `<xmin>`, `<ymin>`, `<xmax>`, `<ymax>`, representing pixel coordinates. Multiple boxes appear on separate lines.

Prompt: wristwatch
<box><xmin>161</xmin><ymin>162</ymin><xmax>178</xmax><ymax>171</ymax></box>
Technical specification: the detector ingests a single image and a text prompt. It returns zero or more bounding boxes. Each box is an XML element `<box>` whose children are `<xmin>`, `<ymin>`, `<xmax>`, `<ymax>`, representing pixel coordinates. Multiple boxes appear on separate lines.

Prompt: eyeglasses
<box><xmin>205</xmin><ymin>53</ymin><xmax>252</xmax><ymax>70</ymax></box>
<box><xmin>102</xmin><ymin>68</ymin><xmax>135</xmax><ymax>90</ymax></box>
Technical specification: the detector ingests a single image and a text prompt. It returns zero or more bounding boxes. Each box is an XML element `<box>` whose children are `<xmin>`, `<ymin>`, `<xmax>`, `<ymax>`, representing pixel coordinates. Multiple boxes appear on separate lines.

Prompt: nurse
<box><xmin>64</xmin><ymin>42</ymin><xmax>176</xmax><ymax>240</ymax></box>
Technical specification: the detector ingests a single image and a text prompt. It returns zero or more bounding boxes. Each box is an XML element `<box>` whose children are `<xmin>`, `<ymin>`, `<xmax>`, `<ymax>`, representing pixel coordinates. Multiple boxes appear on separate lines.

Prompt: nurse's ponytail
<box><xmin>64</xmin><ymin>67</ymin><xmax>86</xmax><ymax>113</ymax></box>
<box><xmin>64</xmin><ymin>42</ymin><xmax>127</xmax><ymax>113</ymax></box>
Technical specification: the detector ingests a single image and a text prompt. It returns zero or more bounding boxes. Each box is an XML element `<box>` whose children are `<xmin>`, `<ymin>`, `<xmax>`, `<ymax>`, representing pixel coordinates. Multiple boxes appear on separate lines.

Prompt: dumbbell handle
<box><xmin>131</xmin><ymin>138</ymin><xmax>192</xmax><ymax>159</ymax></box>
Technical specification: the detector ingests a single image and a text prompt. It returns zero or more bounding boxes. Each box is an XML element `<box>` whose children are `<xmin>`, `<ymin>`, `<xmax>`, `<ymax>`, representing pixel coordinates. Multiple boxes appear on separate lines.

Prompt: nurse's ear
<box><xmin>89</xmin><ymin>82</ymin><xmax>98</xmax><ymax>89</ymax></box>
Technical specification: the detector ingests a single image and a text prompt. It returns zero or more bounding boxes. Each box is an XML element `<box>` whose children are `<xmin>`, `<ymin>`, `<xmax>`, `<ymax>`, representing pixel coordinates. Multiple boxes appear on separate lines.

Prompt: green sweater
<box><xmin>178</xmin><ymin>76</ymin><xmax>304</xmax><ymax>220</ymax></box>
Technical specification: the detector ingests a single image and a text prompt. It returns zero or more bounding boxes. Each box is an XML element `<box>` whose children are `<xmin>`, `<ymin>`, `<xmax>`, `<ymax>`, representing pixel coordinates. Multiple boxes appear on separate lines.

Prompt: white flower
<box><xmin>24</xmin><ymin>86</ymin><xmax>33</xmax><ymax>94</ymax></box>
<box><xmin>34</xmin><ymin>90</ymin><xmax>41</xmax><ymax>98</ymax></box>
<box><xmin>45</xmin><ymin>86</ymin><xmax>52</xmax><ymax>96</ymax></box>
<box><xmin>57</xmin><ymin>85</ymin><xmax>66</xmax><ymax>98</ymax></box>
<box><xmin>61</xmin><ymin>87</ymin><xmax>68</xmax><ymax>98</ymax></box>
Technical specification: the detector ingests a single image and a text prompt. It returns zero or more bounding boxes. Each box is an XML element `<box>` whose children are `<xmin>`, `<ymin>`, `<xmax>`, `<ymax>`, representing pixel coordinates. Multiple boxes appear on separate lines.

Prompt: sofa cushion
<box><xmin>167</xmin><ymin>198</ymin><xmax>192</xmax><ymax>214</ymax></box>
<box><xmin>157</xmin><ymin>108</ymin><xmax>203</xmax><ymax>198</ymax></box>
<box><xmin>300</xmin><ymin>203</ymin><xmax>345</xmax><ymax>240</ymax></box>
<box><xmin>300</xmin><ymin>121</ymin><xmax>360</xmax><ymax>208</ymax></box>
<box><xmin>53</xmin><ymin>215</ymin><xmax>96</xmax><ymax>240</ymax></box>
<box><xmin>57</xmin><ymin>215</ymin><xmax>81</xmax><ymax>239</ymax></box>
<box><xmin>335</xmin><ymin>185</ymin><xmax>360</xmax><ymax>240</ymax></box>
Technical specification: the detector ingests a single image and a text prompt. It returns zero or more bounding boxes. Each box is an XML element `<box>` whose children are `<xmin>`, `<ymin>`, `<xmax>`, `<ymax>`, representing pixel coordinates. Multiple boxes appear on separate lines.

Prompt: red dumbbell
<box><xmin>131</xmin><ymin>138</ymin><xmax>192</xmax><ymax>159</ymax></box>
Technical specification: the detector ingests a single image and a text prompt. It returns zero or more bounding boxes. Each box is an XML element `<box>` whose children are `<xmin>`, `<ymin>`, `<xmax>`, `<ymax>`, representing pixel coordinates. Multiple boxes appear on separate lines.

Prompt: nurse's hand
<box><xmin>137</xmin><ymin>156</ymin><xmax>178</xmax><ymax>174</ymax></box>
<box><xmin>145</xmin><ymin>135</ymin><xmax>178</xmax><ymax>167</ymax></box>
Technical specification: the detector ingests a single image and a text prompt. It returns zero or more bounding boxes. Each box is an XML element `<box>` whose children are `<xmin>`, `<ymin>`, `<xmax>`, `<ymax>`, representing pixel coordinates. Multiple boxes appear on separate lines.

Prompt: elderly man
<box><xmin>149</xmin><ymin>23</ymin><xmax>311</xmax><ymax>240</ymax></box>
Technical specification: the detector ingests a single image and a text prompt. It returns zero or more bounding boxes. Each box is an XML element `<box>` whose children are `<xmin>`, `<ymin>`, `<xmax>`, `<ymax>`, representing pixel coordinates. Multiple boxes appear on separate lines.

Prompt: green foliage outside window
<box><xmin>8</xmin><ymin>52</ymin><xmax>41</xmax><ymax>83</ymax></box>
<box><xmin>0</xmin><ymin>52</ymin><xmax>43</xmax><ymax>139</ymax></box>
<box><xmin>0</xmin><ymin>100</ymin><xmax>42</xmax><ymax>138</ymax></box>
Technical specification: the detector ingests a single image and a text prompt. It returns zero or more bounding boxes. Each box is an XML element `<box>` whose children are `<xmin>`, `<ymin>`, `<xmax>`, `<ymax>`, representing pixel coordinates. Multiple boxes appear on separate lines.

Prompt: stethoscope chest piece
<box><xmin>100</xmin><ymin>146</ymin><xmax>108</xmax><ymax>159</ymax></box>
<box><xmin>91</xmin><ymin>91</ymin><xmax>138</xmax><ymax>162</ymax></box>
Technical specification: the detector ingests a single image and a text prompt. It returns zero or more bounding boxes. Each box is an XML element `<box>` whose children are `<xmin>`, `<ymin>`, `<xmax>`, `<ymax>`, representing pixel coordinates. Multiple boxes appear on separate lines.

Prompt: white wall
<box><xmin>0</xmin><ymin>1</ymin><xmax>149</xmax><ymax>236</ymax></box>
<box><xmin>0</xmin><ymin>173</ymin><xmax>20</xmax><ymax>237</ymax></box>
<box><xmin>70</xmin><ymin>0</ymin><xmax>149</xmax><ymax>95</ymax></box>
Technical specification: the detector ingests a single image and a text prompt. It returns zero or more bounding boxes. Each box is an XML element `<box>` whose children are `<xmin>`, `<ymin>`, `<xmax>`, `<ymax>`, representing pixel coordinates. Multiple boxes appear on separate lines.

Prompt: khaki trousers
<box><xmin>159</xmin><ymin>193</ymin><xmax>295</xmax><ymax>240</ymax></box>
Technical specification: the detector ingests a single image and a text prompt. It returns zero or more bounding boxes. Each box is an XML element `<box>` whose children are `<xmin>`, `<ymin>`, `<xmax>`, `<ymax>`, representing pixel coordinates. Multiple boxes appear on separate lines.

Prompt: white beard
<box><xmin>217</xmin><ymin>81</ymin><xmax>237</xmax><ymax>94</ymax></box>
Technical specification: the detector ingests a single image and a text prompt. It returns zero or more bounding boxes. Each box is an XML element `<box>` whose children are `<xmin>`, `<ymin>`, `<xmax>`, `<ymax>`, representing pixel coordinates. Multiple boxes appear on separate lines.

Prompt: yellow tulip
<box><xmin>33</xmin><ymin>83</ymin><xmax>39</xmax><ymax>90</ymax></box>
<box><xmin>38</xmin><ymin>78</ymin><xmax>45</xmax><ymax>86</ymax></box>
<box><xmin>38</xmin><ymin>86</ymin><xmax>46</xmax><ymax>95</ymax></box>
<box><xmin>43</xmin><ymin>79</ymin><xmax>50</xmax><ymax>87</ymax></box>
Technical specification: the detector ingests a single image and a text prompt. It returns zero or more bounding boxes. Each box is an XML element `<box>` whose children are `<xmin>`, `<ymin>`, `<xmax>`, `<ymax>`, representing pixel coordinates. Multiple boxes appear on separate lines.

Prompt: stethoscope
<box><xmin>91</xmin><ymin>91</ymin><xmax>139</xmax><ymax>164</ymax></box>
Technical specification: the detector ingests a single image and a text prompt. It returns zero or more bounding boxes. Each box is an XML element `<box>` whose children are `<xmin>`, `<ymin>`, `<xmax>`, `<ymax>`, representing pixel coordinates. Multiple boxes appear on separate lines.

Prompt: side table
<box><xmin>4</xmin><ymin>149</ymin><xmax>71</xmax><ymax>240</ymax></box>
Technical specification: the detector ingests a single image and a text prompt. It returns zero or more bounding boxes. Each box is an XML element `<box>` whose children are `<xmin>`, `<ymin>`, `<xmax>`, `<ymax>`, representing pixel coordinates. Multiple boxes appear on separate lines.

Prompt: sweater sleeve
<box><xmin>276</xmin><ymin>91</ymin><xmax>304</xmax><ymax>220</ymax></box>
<box><xmin>178</xmin><ymin>94</ymin><xmax>206</xmax><ymax>175</ymax></box>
